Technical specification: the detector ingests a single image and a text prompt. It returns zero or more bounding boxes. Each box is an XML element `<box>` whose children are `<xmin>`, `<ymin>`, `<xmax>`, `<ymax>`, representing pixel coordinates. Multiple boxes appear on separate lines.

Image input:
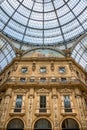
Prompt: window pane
<box><xmin>40</xmin><ymin>67</ymin><xmax>46</xmax><ymax>73</ymax></box>
<box><xmin>64</xmin><ymin>95</ymin><xmax>72</xmax><ymax>112</ymax></box>
<box><xmin>21</xmin><ymin>67</ymin><xmax>28</xmax><ymax>73</ymax></box>
<box><xmin>14</xmin><ymin>95</ymin><xmax>22</xmax><ymax>112</ymax></box>
<box><xmin>39</xmin><ymin>96</ymin><xmax>46</xmax><ymax>112</ymax></box>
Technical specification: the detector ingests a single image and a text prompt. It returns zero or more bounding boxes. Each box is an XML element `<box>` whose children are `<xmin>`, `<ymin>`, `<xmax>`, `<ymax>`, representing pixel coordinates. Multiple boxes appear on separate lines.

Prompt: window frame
<box><xmin>40</xmin><ymin>67</ymin><xmax>47</xmax><ymax>73</ymax></box>
<box><xmin>21</xmin><ymin>67</ymin><xmax>28</xmax><ymax>73</ymax></box>
<box><xmin>39</xmin><ymin>95</ymin><xmax>47</xmax><ymax>112</ymax></box>
<box><xmin>14</xmin><ymin>95</ymin><xmax>23</xmax><ymax>112</ymax></box>
<box><xmin>59</xmin><ymin>67</ymin><xmax>66</xmax><ymax>74</ymax></box>
<box><xmin>20</xmin><ymin>77</ymin><xmax>26</xmax><ymax>82</ymax></box>
<box><xmin>63</xmin><ymin>95</ymin><xmax>72</xmax><ymax>112</ymax></box>
<box><xmin>85</xmin><ymin>99</ymin><xmax>87</xmax><ymax>107</ymax></box>
<box><xmin>40</xmin><ymin>77</ymin><xmax>46</xmax><ymax>82</ymax></box>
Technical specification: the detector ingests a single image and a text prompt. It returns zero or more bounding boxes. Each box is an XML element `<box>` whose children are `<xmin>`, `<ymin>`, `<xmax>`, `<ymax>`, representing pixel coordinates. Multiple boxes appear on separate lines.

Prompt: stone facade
<box><xmin>0</xmin><ymin>54</ymin><xmax>87</xmax><ymax>130</ymax></box>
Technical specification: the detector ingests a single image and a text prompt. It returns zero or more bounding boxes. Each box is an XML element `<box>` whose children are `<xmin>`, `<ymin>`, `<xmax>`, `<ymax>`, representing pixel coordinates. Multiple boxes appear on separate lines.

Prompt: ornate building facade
<box><xmin>0</xmin><ymin>49</ymin><xmax>87</xmax><ymax>130</ymax></box>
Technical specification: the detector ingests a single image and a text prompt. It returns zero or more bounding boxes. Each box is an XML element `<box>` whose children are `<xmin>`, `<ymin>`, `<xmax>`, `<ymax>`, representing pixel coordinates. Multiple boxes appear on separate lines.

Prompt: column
<box><xmin>52</xmin><ymin>88</ymin><xmax>59</xmax><ymax>130</ymax></box>
<box><xmin>27</xmin><ymin>88</ymin><xmax>34</xmax><ymax>130</ymax></box>
<box><xmin>75</xmin><ymin>88</ymin><xmax>87</xmax><ymax>129</ymax></box>
<box><xmin>0</xmin><ymin>88</ymin><xmax>12</xmax><ymax>129</ymax></box>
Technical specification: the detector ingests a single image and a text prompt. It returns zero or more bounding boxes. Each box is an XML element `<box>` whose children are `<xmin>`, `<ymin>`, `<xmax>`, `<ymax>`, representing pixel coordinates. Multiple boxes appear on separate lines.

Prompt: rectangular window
<box><xmin>61</xmin><ymin>78</ymin><xmax>67</xmax><ymax>83</ymax></box>
<box><xmin>14</xmin><ymin>95</ymin><xmax>22</xmax><ymax>112</ymax></box>
<box><xmin>59</xmin><ymin>67</ymin><xmax>65</xmax><ymax>73</ymax></box>
<box><xmin>64</xmin><ymin>95</ymin><xmax>72</xmax><ymax>112</ymax></box>
<box><xmin>20</xmin><ymin>77</ymin><xmax>26</xmax><ymax>82</ymax></box>
<box><xmin>30</xmin><ymin>77</ymin><xmax>35</xmax><ymax>82</ymax></box>
<box><xmin>30</xmin><ymin>78</ymin><xmax>35</xmax><ymax>82</ymax></box>
<box><xmin>32</xmin><ymin>62</ymin><xmax>36</xmax><ymax>71</ymax></box>
<box><xmin>40</xmin><ymin>67</ymin><xmax>46</xmax><ymax>73</ymax></box>
<box><xmin>0</xmin><ymin>98</ymin><xmax>2</xmax><ymax>104</ymax></box>
<box><xmin>21</xmin><ymin>67</ymin><xmax>28</xmax><ymax>73</ymax></box>
<box><xmin>51</xmin><ymin>63</ymin><xmax>54</xmax><ymax>71</ymax></box>
<box><xmin>85</xmin><ymin>99</ymin><xmax>87</xmax><ymax>107</ymax></box>
<box><xmin>51</xmin><ymin>78</ymin><xmax>56</xmax><ymax>82</ymax></box>
<box><xmin>40</xmin><ymin>77</ymin><xmax>46</xmax><ymax>82</ymax></box>
<box><xmin>39</xmin><ymin>96</ymin><xmax>46</xmax><ymax>112</ymax></box>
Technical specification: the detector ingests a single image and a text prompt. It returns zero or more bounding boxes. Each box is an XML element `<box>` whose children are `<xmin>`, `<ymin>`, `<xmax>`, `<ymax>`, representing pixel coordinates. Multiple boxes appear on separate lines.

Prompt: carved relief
<box><xmin>35</xmin><ymin>88</ymin><xmax>50</xmax><ymax>116</ymax></box>
<box><xmin>52</xmin><ymin>95</ymin><xmax>59</xmax><ymax>128</ymax></box>
<box><xmin>0</xmin><ymin>66</ymin><xmax>13</xmax><ymax>86</ymax></box>
<box><xmin>76</xmin><ymin>95</ymin><xmax>86</xmax><ymax>127</ymax></box>
<box><xmin>28</xmin><ymin>95</ymin><xmax>33</xmax><ymax>128</ymax></box>
<box><xmin>0</xmin><ymin>97</ymin><xmax>8</xmax><ymax>126</ymax></box>
<box><xmin>60</xmin><ymin>88</ymin><xmax>72</xmax><ymax>94</ymax></box>
<box><xmin>14</xmin><ymin>88</ymin><xmax>27</xmax><ymax>93</ymax></box>
<box><xmin>37</xmin><ymin>88</ymin><xmax>49</xmax><ymax>95</ymax></box>
<box><xmin>13</xmin><ymin>63</ymin><xmax>18</xmax><ymax>71</ymax></box>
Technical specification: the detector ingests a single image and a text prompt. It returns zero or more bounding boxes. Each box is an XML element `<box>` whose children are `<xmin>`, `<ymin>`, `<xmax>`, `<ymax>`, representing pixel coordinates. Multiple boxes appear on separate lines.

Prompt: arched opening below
<box><xmin>34</xmin><ymin>119</ymin><xmax>52</xmax><ymax>130</ymax></box>
<box><xmin>7</xmin><ymin>118</ymin><xmax>24</xmax><ymax>130</ymax></box>
<box><xmin>62</xmin><ymin>118</ymin><xmax>80</xmax><ymax>130</ymax></box>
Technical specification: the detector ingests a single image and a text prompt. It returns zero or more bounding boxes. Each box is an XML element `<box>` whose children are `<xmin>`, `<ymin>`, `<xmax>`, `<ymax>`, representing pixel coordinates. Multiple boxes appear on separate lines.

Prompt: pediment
<box><xmin>37</xmin><ymin>88</ymin><xmax>49</xmax><ymax>94</ymax></box>
<box><xmin>60</xmin><ymin>88</ymin><xmax>72</xmax><ymax>93</ymax></box>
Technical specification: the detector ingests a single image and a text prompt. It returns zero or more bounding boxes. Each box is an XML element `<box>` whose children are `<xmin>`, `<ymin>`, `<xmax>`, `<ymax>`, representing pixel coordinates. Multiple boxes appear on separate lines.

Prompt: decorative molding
<box><xmin>9</xmin><ymin>112</ymin><xmax>25</xmax><ymax>116</ymax></box>
<box><xmin>14</xmin><ymin>88</ymin><xmax>27</xmax><ymax>93</ymax></box>
<box><xmin>37</xmin><ymin>88</ymin><xmax>49</xmax><ymax>95</ymax></box>
<box><xmin>60</xmin><ymin>88</ymin><xmax>72</xmax><ymax>94</ymax></box>
<box><xmin>61</xmin><ymin>112</ymin><xmax>77</xmax><ymax>116</ymax></box>
<box><xmin>35</xmin><ymin>112</ymin><xmax>51</xmax><ymax>117</ymax></box>
<box><xmin>13</xmin><ymin>62</ymin><xmax>18</xmax><ymax>71</ymax></box>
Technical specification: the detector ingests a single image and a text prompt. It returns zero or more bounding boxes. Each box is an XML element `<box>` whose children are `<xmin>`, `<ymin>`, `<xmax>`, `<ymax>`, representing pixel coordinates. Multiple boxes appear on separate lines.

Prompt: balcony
<box><xmin>61</xmin><ymin>107</ymin><xmax>77</xmax><ymax>116</ymax></box>
<box><xmin>9</xmin><ymin>107</ymin><xmax>25</xmax><ymax>116</ymax></box>
<box><xmin>3</xmin><ymin>76</ymin><xmax>87</xmax><ymax>88</ymax></box>
<box><xmin>9</xmin><ymin>106</ymin><xmax>25</xmax><ymax>116</ymax></box>
<box><xmin>35</xmin><ymin>107</ymin><xmax>50</xmax><ymax>117</ymax></box>
<box><xmin>39</xmin><ymin>108</ymin><xmax>47</xmax><ymax>112</ymax></box>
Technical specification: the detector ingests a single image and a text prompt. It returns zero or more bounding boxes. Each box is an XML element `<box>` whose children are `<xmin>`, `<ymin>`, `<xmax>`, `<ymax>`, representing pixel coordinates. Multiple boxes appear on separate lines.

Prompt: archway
<box><xmin>34</xmin><ymin>118</ymin><xmax>52</xmax><ymax>130</ymax></box>
<box><xmin>62</xmin><ymin>118</ymin><xmax>80</xmax><ymax>130</ymax></box>
<box><xmin>7</xmin><ymin>118</ymin><xmax>24</xmax><ymax>130</ymax></box>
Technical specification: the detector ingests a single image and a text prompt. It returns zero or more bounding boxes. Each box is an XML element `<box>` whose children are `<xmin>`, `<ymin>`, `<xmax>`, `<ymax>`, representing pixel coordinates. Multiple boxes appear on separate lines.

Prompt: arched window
<box><xmin>62</xmin><ymin>118</ymin><xmax>79</xmax><ymax>130</ymax></box>
<box><xmin>7</xmin><ymin>118</ymin><xmax>24</xmax><ymax>130</ymax></box>
<box><xmin>34</xmin><ymin>119</ymin><xmax>52</xmax><ymax>130</ymax></box>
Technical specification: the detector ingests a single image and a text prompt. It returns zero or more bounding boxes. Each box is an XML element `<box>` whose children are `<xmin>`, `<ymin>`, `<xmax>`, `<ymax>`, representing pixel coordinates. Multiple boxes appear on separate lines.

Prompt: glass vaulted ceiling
<box><xmin>0</xmin><ymin>38</ymin><xmax>16</xmax><ymax>72</ymax></box>
<box><xmin>72</xmin><ymin>36</ymin><xmax>87</xmax><ymax>72</ymax></box>
<box><xmin>0</xmin><ymin>0</ymin><xmax>87</xmax><ymax>47</ymax></box>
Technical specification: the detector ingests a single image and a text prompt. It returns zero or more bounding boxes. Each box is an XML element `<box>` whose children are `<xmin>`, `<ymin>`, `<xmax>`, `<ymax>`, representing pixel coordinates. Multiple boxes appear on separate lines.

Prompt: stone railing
<box><xmin>3</xmin><ymin>76</ymin><xmax>86</xmax><ymax>87</ymax></box>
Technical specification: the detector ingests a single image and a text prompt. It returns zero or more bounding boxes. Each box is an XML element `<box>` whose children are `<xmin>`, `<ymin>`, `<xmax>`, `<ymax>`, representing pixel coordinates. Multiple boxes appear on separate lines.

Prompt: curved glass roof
<box><xmin>0</xmin><ymin>0</ymin><xmax>87</xmax><ymax>47</ymax></box>
<box><xmin>0</xmin><ymin>38</ymin><xmax>16</xmax><ymax>72</ymax></box>
<box><xmin>71</xmin><ymin>36</ymin><xmax>87</xmax><ymax>72</ymax></box>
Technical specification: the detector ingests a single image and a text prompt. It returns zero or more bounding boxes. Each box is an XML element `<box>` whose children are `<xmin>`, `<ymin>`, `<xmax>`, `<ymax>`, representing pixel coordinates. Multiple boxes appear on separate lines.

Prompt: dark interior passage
<box><xmin>7</xmin><ymin>118</ymin><xmax>24</xmax><ymax>130</ymax></box>
<box><xmin>34</xmin><ymin>119</ymin><xmax>52</xmax><ymax>130</ymax></box>
<box><xmin>62</xmin><ymin>118</ymin><xmax>80</xmax><ymax>130</ymax></box>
